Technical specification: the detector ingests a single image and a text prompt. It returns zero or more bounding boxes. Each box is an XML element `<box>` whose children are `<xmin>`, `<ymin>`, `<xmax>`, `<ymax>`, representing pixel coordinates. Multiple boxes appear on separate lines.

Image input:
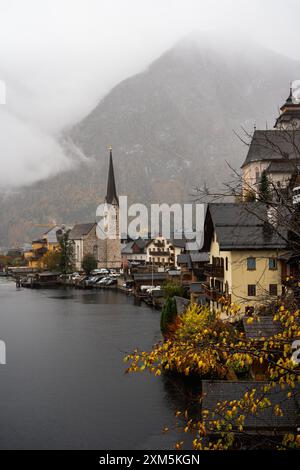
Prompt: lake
<box><xmin>0</xmin><ymin>279</ymin><xmax>183</xmax><ymax>449</ymax></box>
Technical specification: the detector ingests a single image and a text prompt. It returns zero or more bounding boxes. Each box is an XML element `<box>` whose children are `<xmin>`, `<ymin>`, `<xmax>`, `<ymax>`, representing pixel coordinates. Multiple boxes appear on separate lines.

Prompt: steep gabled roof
<box><xmin>69</xmin><ymin>223</ymin><xmax>96</xmax><ymax>240</ymax></box>
<box><xmin>241</xmin><ymin>130</ymin><xmax>300</xmax><ymax>168</ymax></box>
<box><xmin>105</xmin><ymin>147</ymin><xmax>118</xmax><ymax>205</ymax></box>
<box><xmin>121</xmin><ymin>241</ymin><xmax>135</xmax><ymax>254</ymax></box>
<box><xmin>202</xmin><ymin>203</ymin><xmax>287</xmax><ymax>251</ymax></box>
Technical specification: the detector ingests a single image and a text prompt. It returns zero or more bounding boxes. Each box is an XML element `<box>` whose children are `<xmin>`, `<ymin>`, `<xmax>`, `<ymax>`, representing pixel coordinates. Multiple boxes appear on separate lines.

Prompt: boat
<box><xmin>21</xmin><ymin>272</ymin><xmax>60</xmax><ymax>288</ymax></box>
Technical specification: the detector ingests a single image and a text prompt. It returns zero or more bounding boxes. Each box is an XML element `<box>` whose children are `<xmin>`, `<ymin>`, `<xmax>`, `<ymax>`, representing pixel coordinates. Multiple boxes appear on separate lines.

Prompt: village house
<box><xmin>121</xmin><ymin>238</ymin><xmax>148</xmax><ymax>268</ymax></box>
<box><xmin>145</xmin><ymin>235</ymin><xmax>185</xmax><ymax>268</ymax></box>
<box><xmin>201</xmin><ymin>203</ymin><xmax>287</xmax><ymax>313</ymax></box>
<box><xmin>24</xmin><ymin>225</ymin><xmax>66</xmax><ymax>269</ymax></box>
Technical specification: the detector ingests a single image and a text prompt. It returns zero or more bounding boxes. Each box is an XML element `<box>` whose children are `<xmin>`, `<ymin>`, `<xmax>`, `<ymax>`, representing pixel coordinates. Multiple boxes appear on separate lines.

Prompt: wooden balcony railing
<box><xmin>204</xmin><ymin>264</ymin><xmax>224</xmax><ymax>278</ymax></box>
<box><xmin>149</xmin><ymin>250</ymin><xmax>170</xmax><ymax>256</ymax></box>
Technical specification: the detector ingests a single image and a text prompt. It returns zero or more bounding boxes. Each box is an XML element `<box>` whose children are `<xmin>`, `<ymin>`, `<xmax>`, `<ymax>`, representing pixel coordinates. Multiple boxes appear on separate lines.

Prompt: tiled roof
<box><xmin>241</xmin><ymin>129</ymin><xmax>300</xmax><ymax>168</ymax></box>
<box><xmin>133</xmin><ymin>273</ymin><xmax>167</xmax><ymax>281</ymax></box>
<box><xmin>205</xmin><ymin>203</ymin><xmax>287</xmax><ymax>250</ymax></box>
<box><xmin>243</xmin><ymin>316</ymin><xmax>282</xmax><ymax>339</ymax></box>
<box><xmin>69</xmin><ymin>223</ymin><xmax>96</xmax><ymax>239</ymax></box>
<box><xmin>121</xmin><ymin>241</ymin><xmax>134</xmax><ymax>254</ymax></box>
<box><xmin>190</xmin><ymin>282</ymin><xmax>203</xmax><ymax>293</ymax></box>
<box><xmin>174</xmin><ymin>296</ymin><xmax>190</xmax><ymax>314</ymax></box>
<box><xmin>177</xmin><ymin>253</ymin><xmax>192</xmax><ymax>268</ymax></box>
<box><xmin>202</xmin><ymin>380</ymin><xmax>300</xmax><ymax>431</ymax></box>
<box><xmin>190</xmin><ymin>252</ymin><xmax>209</xmax><ymax>263</ymax></box>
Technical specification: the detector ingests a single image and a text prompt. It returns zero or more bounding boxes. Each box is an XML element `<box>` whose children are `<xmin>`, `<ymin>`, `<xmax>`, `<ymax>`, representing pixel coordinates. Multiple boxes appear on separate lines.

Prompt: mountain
<box><xmin>1</xmin><ymin>33</ymin><xmax>300</xmax><ymax>247</ymax></box>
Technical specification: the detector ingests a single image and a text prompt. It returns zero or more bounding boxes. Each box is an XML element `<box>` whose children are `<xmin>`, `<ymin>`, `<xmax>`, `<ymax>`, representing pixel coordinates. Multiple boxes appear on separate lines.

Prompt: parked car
<box><xmin>85</xmin><ymin>276</ymin><xmax>101</xmax><ymax>287</ymax></box>
<box><xmin>95</xmin><ymin>276</ymin><xmax>111</xmax><ymax>286</ymax></box>
<box><xmin>105</xmin><ymin>278</ymin><xmax>117</xmax><ymax>286</ymax></box>
<box><xmin>75</xmin><ymin>276</ymin><xmax>89</xmax><ymax>288</ymax></box>
<box><xmin>146</xmin><ymin>286</ymin><xmax>161</xmax><ymax>294</ymax></box>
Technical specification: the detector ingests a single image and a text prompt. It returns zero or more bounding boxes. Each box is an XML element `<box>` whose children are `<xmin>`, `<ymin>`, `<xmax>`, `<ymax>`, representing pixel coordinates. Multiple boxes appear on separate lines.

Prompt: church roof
<box><xmin>69</xmin><ymin>223</ymin><xmax>96</xmax><ymax>239</ymax></box>
<box><xmin>241</xmin><ymin>129</ymin><xmax>300</xmax><ymax>168</ymax></box>
<box><xmin>105</xmin><ymin>147</ymin><xmax>118</xmax><ymax>205</ymax></box>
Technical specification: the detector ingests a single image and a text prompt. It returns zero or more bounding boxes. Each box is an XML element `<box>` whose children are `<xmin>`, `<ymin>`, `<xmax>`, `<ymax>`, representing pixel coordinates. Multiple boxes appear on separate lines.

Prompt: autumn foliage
<box><xmin>124</xmin><ymin>303</ymin><xmax>300</xmax><ymax>450</ymax></box>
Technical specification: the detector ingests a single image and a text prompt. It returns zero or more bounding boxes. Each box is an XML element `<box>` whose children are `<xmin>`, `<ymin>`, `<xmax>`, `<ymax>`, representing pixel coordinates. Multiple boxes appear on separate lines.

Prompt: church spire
<box><xmin>280</xmin><ymin>83</ymin><xmax>294</xmax><ymax>111</ymax></box>
<box><xmin>105</xmin><ymin>146</ymin><xmax>118</xmax><ymax>205</ymax></box>
<box><xmin>286</xmin><ymin>83</ymin><xmax>293</xmax><ymax>105</ymax></box>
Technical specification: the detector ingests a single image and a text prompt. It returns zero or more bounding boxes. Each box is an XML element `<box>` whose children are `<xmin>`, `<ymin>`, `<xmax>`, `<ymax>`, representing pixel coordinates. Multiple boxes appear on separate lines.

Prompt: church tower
<box><xmin>275</xmin><ymin>85</ymin><xmax>300</xmax><ymax>129</ymax></box>
<box><xmin>97</xmin><ymin>147</ymin><xmax>122</xmax><ymax>269</ymax></box>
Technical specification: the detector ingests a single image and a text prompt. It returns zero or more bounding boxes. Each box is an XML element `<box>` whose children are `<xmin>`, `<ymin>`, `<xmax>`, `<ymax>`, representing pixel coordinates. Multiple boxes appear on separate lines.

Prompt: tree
<box><xmin>125</xmin><ymin>302</ymin><xmax>300</xmax><ymax>450</ymax></box>
<box><xmin>163</xmin><ymin>281</ymin><xmax>184</xmax><ymax>298</ymax></box>
<box><xmin>82</xmin><ymin>253</ymin><xmax>97</xmax><ymax>275</ymax></box>
<box><xmin>41</xmin><ymin>251</ymin><xmax>61</xmax><ymax>271</ymax></box>
<box><xmin>160</xmin><ymin>296</ymin><xmax>177</xmax><ymax>335</ymax></box>
<box><xmin>59</xmin><ymin>230</ymin><xmax>75</xmax><ymax>274</ymax></box>
<box><xmin>160</xmin><ymin>281</ymin><xmax>184</xmax><ymax>336</ymax></box>
<box><xmin>258</xmin><ymin>170</ymin><xmax>270</xmax><ymax>202</ymax></box>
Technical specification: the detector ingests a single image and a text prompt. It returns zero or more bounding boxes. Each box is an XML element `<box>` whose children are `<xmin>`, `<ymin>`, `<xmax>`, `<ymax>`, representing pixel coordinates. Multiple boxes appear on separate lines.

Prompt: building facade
<box><xmin>242</xmin><ymin>86</ymin><xmax>300</xmax><ymax>195</ymax></box>
<box><xmin>69</xmin><ymin>223</ymin><xmax>97</xmax><ymax>271</ymax></box>
<box><xmin>202</xmin><ymin>204</ymin><xmax>287</xmax><ymax>313</ymax></box>
<box><xmin>97</xmin><ymin>147</ymin><xmax>122</xmax><ymax>269</ymax></box>
<box><xmin>145</xmin><ymin>236</ymin><xmax>184</xmax><ymax>268</ymax></box>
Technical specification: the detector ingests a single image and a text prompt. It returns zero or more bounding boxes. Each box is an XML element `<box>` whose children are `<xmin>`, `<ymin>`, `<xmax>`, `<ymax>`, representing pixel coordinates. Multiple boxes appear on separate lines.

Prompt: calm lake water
<box><xmin>0</xmin><ymin>279</ymin><xmax>184</xmax><ymax>449</ymax></box>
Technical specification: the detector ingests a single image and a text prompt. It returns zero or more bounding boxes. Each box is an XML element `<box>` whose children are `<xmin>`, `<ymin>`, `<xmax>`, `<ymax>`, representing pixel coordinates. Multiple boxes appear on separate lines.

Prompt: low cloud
<box><xmin>0</xmin><ymin>0</ymin><xmax>299</xmax><ymax>187</ymax></box>
<box><xmin>0</xmin><ymin>105</ymin><xmax>71</xmax><ymax>187</ymax></box>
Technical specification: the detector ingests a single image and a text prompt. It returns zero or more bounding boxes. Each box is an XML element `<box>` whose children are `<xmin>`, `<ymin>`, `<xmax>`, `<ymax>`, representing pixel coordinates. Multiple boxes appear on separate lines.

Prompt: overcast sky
<box><xmin>0</xmin><ymin>0</ymin><xmax>300</xmax><ymax>187</ymax></box>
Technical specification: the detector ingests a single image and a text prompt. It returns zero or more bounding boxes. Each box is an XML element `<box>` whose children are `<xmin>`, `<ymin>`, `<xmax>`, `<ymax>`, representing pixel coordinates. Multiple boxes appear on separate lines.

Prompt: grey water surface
<box><xmin>0</xmin><ymin>280</ymin><xmax>182</xmax><ymax>449</ymax></box>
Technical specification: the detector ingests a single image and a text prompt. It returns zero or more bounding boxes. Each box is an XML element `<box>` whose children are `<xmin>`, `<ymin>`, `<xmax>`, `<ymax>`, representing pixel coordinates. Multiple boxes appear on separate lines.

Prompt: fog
<box><xmin>0</xmin><ymin>0</ymin><xmax>299</xmax><ymax>187</ymax></box>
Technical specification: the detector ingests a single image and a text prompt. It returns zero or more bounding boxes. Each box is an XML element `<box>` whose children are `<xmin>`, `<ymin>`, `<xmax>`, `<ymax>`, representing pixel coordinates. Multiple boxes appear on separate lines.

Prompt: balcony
<box><xmin>154</xmin><ymin>241</ymin><xmax>165</xmax><ymax>248</ymax></box>
<box><xmin>202</xmin><ymin>284</ymin><xmax>230</xmax><ymax>303</ymax></box>
<box><xmin>204</xmin><ymin>264</ymin><xmax>224</xmax><ymax>278</ymax></box>
<box><xmin>149</xmin><ymin>250</ymin><xmax>170</xmax><ymax>256</ymax></box>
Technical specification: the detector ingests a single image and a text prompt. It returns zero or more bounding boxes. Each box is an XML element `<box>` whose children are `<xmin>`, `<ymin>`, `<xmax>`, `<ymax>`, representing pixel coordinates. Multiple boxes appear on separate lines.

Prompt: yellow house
<box><xmin>202</xmin><ymin>203</ymin><xmax>287</xmax><ymax>314</ymax></box>
<box><xmin>24</xmin><ymin>226</ymin><xmax>65</xmax><ymax>269</ymax></box>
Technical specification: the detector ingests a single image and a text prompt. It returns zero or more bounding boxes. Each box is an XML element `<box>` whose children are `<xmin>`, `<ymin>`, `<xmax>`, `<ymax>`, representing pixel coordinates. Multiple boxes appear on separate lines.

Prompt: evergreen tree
<box><xmin>160</xmin><ymin>296</ymin><xmax>177</xmax><ymax>335</ymax></box>
<box><xmin>59</xmin><ymin>230</ymin><xmax>75</xmax><ymax>274</ymax></box>
<box><xmin>82</xmin><ymin>253</ymin><xmax>97</xmax><ymax>275</ymax></box>
<box><xmin>258</xmin><ymin>170</ymin><xmax>270</xmax><ymax>202</ymax></box>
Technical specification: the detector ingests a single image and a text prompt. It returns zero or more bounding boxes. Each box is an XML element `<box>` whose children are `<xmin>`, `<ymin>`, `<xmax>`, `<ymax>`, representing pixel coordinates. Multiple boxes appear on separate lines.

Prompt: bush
<box><xmin>160</xmin><ymin>296</ymin><xmax>177</xmax><ymax>335</ymax></box>
<box><xmin>163</xmin><ymin>281</ymin><xmax>184</xmax><ymax>298</ymax></box>
<box><xmin>82</xmin><ymin>253</ymin><xmax>97</xmax><ymax>275</ymax></box>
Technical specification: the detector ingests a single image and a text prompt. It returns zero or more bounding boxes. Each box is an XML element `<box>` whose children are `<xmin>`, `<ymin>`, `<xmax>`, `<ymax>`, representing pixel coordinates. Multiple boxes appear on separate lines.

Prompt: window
<box><xmin>247</xmin><ymin>257</ymin><xmax>256</xmax><ymax>271</ymax></box>
<box><xmin>93</xmin><ymin>245</ymin><xmax>98</xmax><ymax>260</ymax></box>
<box><xmin>269</xmin><ymin>284</ymin><xmax>278</xmax><ymax>296</ymax></box>
<box><xmin>269</xmin><ymin>258</ymin><xmax>277</xmax><ymax>270</ymax></box>
<box><xmin>245</xmin><ymin>306</ymin><xmax>254</xmax><ymax>315</ymax></box>
<box><xmin>225</xmin><ymin>257</ymin><xmax>228</xmax><ymax>271</ymax></box>
<box><xmin>248</xmin><ymin>284</ymin><xmax>256</xmax><ymax>297</ymax></box>
<box><xmin>255</xmin><ymin>168</ymin><xmax>260</xmax><ymax>183</ymax></box>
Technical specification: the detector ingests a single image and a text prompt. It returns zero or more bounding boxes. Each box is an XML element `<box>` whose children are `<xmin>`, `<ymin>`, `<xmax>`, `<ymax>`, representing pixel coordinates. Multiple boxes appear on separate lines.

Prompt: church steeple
<box><xmin>105</xmin><ymin>146</ymin><xmax>118</xmax><ymax>205</ymax></box>
<box><xmin>275</xmin><ymin>83</ymin><xmax>300</xmax><ymax>129</ymax></box>
<box><xmin>280</xmin><ymin>84</ymin><xmax>293</xmax><ymax>110</ymax></box>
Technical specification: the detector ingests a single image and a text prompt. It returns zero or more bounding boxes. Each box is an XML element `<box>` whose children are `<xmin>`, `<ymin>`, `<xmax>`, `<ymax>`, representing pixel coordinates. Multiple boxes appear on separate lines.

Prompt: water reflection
<box><xmin>0</xmin><ymin>280</ymin><xmax>176</xmax><ymax>449</ymax></box>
